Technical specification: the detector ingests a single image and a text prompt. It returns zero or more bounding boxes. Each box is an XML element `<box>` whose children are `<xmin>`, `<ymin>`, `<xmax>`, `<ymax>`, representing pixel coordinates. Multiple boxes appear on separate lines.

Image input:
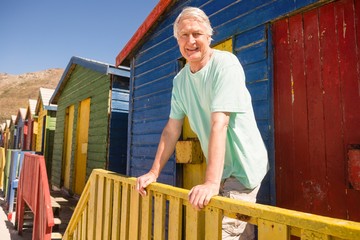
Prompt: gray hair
<box><xmin>173</xmin><ymin>7</ymin><xmax>213</xmax><ymax>39</ymax></box>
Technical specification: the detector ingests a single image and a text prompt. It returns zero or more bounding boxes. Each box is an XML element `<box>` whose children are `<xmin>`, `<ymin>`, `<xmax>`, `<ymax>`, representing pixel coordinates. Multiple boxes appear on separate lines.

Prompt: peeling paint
<box><xmin>302</xmin><ymin>180</ymin><xmax>326</xmax><ymax>207</ymax></box>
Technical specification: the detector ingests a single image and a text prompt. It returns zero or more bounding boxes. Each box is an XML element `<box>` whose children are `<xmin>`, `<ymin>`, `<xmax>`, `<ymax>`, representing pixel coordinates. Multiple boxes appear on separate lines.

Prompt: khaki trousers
<box><xmin>219</xmin><ymin>177</ymin><xmax>260</xmax><ymax>240</ymax></box>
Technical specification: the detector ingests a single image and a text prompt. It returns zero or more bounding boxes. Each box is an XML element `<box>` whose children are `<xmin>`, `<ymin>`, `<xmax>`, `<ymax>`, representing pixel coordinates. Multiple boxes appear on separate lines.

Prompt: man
<box><xmin>136</xmin><ymin>6</ymin><xmax>268</xmax><ymax>239</ymax></box>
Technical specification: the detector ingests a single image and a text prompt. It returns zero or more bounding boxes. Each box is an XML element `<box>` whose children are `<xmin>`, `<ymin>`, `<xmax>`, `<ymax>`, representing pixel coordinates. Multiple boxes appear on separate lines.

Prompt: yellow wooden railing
<box><xmin>0</xmin><ymin>147</ymin><xmax>5</xmax><ymax>189</ymax></box>
<box><xmin>63</xmin><ymin>169</ymin><xmax>360</xmax><ymax>240</ymax></box>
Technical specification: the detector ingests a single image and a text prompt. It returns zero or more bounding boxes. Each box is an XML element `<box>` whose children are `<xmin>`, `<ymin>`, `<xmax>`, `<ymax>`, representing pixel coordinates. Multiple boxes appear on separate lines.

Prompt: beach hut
<box><xmin>3</xmin><ymin>120</ymin><xmax>11</xmax><ymax>151</ymax></box>
<box><xmin>0</xmin><ymin>123</ymin><xmax>4</xmax><ymax>147</ymax></box>
<box><xmin>8</xmin><ymin>115</ymin><xmax>17</xmax><ymax>150</ymax></box>
<box><xmin>14</xmin><ymin>108</ymin><xmax>26</xmax><ymax>149</ymax></box>
<box><xmin>24</xmin><ymin>99</ymin><xmax>37</xmax><ymax>151</ymax></box>
<box><xmin>115</xmin><ymin>0</ymin><xmax>360</xmax><ymax>221</ymax></box>
<box><xmin>35</xmin><ymin>87</ymin><xmax>57</xmax><ymax>181</ymax></box>
<box><xmin>50</xmin><ymin>56</ymin><xmax>130</xmax><ymax>196</ymax></box>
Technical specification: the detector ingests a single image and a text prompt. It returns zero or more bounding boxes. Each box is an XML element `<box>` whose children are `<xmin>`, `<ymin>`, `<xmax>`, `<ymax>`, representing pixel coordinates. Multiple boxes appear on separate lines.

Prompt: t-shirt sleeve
<box><xmin>211</xmin><ymin>62</ymin><xmax>251</xmax><ymax>113</ymax></box>
<box><xmin>169</xmin><ymin>85</ymin><xmax>186</xmax><ymax>120</ymax></box>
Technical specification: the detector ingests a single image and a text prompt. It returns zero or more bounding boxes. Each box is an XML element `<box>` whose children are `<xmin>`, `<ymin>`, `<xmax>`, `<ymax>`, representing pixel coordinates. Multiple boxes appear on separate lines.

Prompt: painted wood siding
<box><xmin>51</xmin><ymin>65</ymin><xmax>110</xmax><ymax>189</ymax></box>
<box><xmin>273</xmin><ymin>0</ymin><xmax>360</xmax><ymax>221</ymax></box>
<box><xmin>108</xmin><ymin>78</ymin><xmax>129</xmax><ymax>174</ymax></box>
<box><xmin>44</xmin><ymin>111</ymin><xmax>56</xmax><ymax>181</ymax></box>
<box><xmin>36</xmin><ymin>104</ymin><xmax>46</xmax><ymax>152</ymax></box>
<box><xmin>128</xmin><ymin>0</ymin><xmax>324</xmax><ymax>202</ymax></box>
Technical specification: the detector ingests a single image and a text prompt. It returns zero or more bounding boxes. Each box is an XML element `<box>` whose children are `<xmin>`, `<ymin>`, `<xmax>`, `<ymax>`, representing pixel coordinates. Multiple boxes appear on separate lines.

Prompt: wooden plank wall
<box><xmin>36</xmin><ymin>104</ymin><xmax>45</xmax><ymax>152</ymax></box>
<box><xmin>44</xmin><ymin>111</ymin><xmax>56</xmax><ymax>181</ymax></box>
<box><xmin>273</xmin><ymin>0</ymin><xmax>360</xmax><ymax>221</ymax></box>
<box><xmin>108</xmin><ymin>77</ymin><xmax>129</xmax><ymax>174</ymax></box>
<box><xmin>127</xmin><ymin>0</ymin><xmax>322</xmax><ymax>202</ymax></box>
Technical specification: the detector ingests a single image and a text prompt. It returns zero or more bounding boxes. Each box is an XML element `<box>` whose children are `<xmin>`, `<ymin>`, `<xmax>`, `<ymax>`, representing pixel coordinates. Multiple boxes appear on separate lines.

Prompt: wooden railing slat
<box><xmin>129</xmin><ymin>185</ymin><xmax>140</xmax><ymax>240</ymax></box>
<box><xmin>186</xmin><ymin>206</ymin><xmax>202</xmax><ymax>240</ymax></box>
<box><xmin>103</xmin><ymin>178</ymin><xmax>113</xmax><ymax>240</ymax></box>
<box><xmin>95</xmin><ymin>175</ymin><xmax>105</xmax><ymax>240</ymax></box>
<box><xmin>168</xmin><ymin>196</ymin><xmax>182</xmax><ymax>240</ymax></box>
<box><xmin>81</xmin><ymin>208</ymin><xmax>87</xmax><ymax>240</ymax></box>
<box><xmin>140</xmin><ymin>191</ymin><xmax>152</xmax><ymax>240</ymax></box>
<box><xmin>119</xmin><ymin>183</ymin><xmax>130</xmax><ymax>240</ymax></box>
<box><xmin>154</xmin><ymin>192</ymin><xmax>166</xmax><ymax>240</ymax></box>
<box><xmin>258</xmin><ymin>219</ymin><xmax>289</xmax><ymax>240</ymax></box>
<box><xmin>111</xmin><ymin>180</ymin><xmax>121</xmax><ymax>240</ymax></box>
<box><xmin>205</xmin><ymin>206</ymin><xmax>222</xmax><ymax>240</ymax></box>
<box><xmin>87</xmin><ymin>175</ymin><xmax>97</xmax><ymax>240</ymax></box>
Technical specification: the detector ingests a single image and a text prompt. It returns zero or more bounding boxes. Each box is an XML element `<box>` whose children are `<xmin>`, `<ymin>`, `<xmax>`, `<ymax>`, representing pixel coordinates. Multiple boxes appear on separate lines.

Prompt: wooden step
<box><xmin>54</xmin><ymin>217</ymin><xmax>62</xmax><ymax>225</ymax></box>
<box><xmin>52</xmin><ymin>217</ymin><xmax>62</xmax><ymax>232</ymax></box>
<box><xmin>51</xmin><ymin>232</ymin><xmax>62</xmax><ymax>240</ymax></box>
<box><xmin>51</xmin><ymin>197</ymin><xmax>61</xmax><ymax>208</ymax></box>
<box><xmin>51</xmin><ymin>197</ymin><xmax>61</xmax><ymax>216</ymax></box>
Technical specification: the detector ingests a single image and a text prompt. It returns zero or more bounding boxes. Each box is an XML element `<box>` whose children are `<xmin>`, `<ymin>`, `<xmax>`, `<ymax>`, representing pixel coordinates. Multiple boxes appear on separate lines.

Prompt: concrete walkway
<box><xmin>0</xmin><ymin>192</ymin><xmax>32</xmax><ymax>240</ymax></box>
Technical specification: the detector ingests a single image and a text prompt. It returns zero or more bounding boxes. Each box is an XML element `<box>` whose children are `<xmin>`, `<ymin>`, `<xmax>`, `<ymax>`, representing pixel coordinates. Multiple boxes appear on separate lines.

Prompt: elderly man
<box><xmin>136</xmin><ymin>6</ymin><xmax>268</xmax><ymax>239</ymax></box>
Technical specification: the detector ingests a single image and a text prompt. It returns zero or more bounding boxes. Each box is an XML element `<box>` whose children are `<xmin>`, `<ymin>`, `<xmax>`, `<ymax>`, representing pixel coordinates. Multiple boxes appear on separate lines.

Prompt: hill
<box><xmin>0</xmin><ymin>68</ymin><xmax>64</xmax><ymax>124</ymax></box>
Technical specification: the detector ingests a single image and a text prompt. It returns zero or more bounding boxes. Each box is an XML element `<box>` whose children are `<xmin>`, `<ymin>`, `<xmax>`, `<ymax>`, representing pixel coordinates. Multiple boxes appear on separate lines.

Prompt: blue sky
<box><xmin>0</xmin><ymin>1</ymin><xmax>159</xmax><ymax>75</ymax></box>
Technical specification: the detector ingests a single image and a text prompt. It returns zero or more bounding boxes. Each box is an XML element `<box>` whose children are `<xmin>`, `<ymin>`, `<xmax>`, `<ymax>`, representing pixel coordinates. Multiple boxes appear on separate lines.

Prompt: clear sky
<box><xmin>0</xmin><ymin>0</ymin><xmax>159</xmax><ymax>75</ymax></box>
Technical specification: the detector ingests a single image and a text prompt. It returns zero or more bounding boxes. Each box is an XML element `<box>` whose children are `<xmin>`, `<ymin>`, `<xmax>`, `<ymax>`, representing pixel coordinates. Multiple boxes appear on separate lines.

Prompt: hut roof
<box><xmin>15</xmin><ymin>108</ymin><xmax>27</xmax><ymax>124</ymax></box>
<box><xmin>11</xmin><ymin>115</ymin><xmax>16</xmax><ymax>123</ymax></box>
<box><xmin>35</xmin><ymin>88</ymin><xmax>57</xmax><ymax>112</ymax></box>
<box><xmin>115</xmin><ymin>0</ymin><xmax>173</xmax><ymax>67</ymax></box>
<box><xmin>50</xmin><ymin>56</ymin><xmax>130</xmax><ymax>104</ymax></box>
<box><xmin>28</xmin><ymin>99</ymin><xmax>37</xmax><ymax>115</ymax></box>
<box><xmin>6</xmin><ymin>119</ymin><xmax>11</xmax><ymax>129</ymax></box>
<box><xmin>25</xmin><ymin>99</ymin><xmax>37</xmax><ymax>120</ymax></box>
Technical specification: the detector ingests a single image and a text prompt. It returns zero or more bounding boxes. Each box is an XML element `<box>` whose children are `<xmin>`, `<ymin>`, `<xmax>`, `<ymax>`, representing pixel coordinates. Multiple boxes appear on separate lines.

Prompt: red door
<box><xmin>273</xmin><ymin>0</ymin><xmax>360</xmax><ymax>221</ymax></box>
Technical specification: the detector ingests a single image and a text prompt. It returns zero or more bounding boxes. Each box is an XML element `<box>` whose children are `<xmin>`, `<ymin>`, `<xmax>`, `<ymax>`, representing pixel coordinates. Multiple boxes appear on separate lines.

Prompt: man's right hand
<box><xmin>136</xmin><ymin>171</ymin><xmax>157</xmax><ymax>197</ymax></box>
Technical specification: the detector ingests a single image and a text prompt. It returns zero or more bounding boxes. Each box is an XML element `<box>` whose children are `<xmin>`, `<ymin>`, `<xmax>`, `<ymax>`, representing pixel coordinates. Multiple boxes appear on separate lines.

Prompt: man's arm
<box><xmin>136</xmin><ymin>118</ymin><xmax>184</xmax><ymax>196</ymax></box>
<box><xmin>188</xmin><ymin>111</ymin><xmax>230</xmax><ymax>210</ymax></box>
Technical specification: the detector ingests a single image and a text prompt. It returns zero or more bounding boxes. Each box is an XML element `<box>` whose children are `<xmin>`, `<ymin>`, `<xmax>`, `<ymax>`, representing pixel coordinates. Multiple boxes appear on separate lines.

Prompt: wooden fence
<box><xmin>16</xmin><ymin>153</ymin><xmax>54</xmax><ymax>240</ymax></box>
<box><xmin>63</xmin><ymin>169</ymin><xmax>360</xmax><ymax>240</ymax></box>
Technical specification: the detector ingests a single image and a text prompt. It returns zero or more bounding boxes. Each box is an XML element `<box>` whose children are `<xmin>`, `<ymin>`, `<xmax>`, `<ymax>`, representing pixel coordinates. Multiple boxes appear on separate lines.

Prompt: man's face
<box><xmin>177</xmin><ymin>18</ymin><xmax>211</xmax><ymax>67</ymax></box>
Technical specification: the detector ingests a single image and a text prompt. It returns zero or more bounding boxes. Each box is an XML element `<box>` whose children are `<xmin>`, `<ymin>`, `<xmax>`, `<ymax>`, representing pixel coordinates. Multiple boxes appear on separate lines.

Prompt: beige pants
<box><xmin>220</xmin><ymin>177</ymin><xmax>260</xmax><ymax>240</ymax></box>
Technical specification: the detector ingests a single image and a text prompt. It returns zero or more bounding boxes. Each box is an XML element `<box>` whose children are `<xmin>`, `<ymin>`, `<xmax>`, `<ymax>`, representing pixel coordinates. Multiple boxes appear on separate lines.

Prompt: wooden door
<box><xmin>74</xmin><ymin>98</ymin><xmax>91</xmax><ymax>195</ymax></box>
<box><xmin>273</xmin><ymin>0</ymin><xmax>360</xmax><ymax>221</ymax></box>
<box><xmin>62</xmin><ymin>105</ymin><xmax>74</xmax><ymax>190</ymax></box>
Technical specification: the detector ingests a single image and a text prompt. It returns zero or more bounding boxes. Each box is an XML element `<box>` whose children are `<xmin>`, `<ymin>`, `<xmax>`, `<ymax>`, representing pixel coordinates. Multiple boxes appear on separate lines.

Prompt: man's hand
<box><xmin>188</xmin><ymin>181</ymin><xmax>220</xmax><ymax>210</ymax></box>
<box><xmin>136</xmin><ymin>171</ymin><xmax>157</xmax><ymax>197</ymax></box>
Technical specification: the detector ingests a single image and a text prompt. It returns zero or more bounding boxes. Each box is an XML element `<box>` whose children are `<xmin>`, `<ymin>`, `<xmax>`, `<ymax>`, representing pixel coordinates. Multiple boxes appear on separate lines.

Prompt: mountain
<box><xmin>0</xmin><ymin>68</ymin><xmax>64</xmax><ymax>124</ymax></box>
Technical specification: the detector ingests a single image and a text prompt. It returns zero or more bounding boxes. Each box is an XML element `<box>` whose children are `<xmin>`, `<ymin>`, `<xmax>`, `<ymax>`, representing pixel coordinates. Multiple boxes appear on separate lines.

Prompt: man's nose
<box><xmin>188</xmin><ymin>34</ymin><xmax>196</xmax><ymax>43</ymax></box>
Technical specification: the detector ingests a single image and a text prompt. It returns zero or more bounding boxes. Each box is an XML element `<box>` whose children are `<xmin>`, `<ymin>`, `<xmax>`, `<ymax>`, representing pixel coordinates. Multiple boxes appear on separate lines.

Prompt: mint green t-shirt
<box><xmin>170</xmin><ymin>49</ymin><xmax>268</xmax><ymax>189</ymax></box>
